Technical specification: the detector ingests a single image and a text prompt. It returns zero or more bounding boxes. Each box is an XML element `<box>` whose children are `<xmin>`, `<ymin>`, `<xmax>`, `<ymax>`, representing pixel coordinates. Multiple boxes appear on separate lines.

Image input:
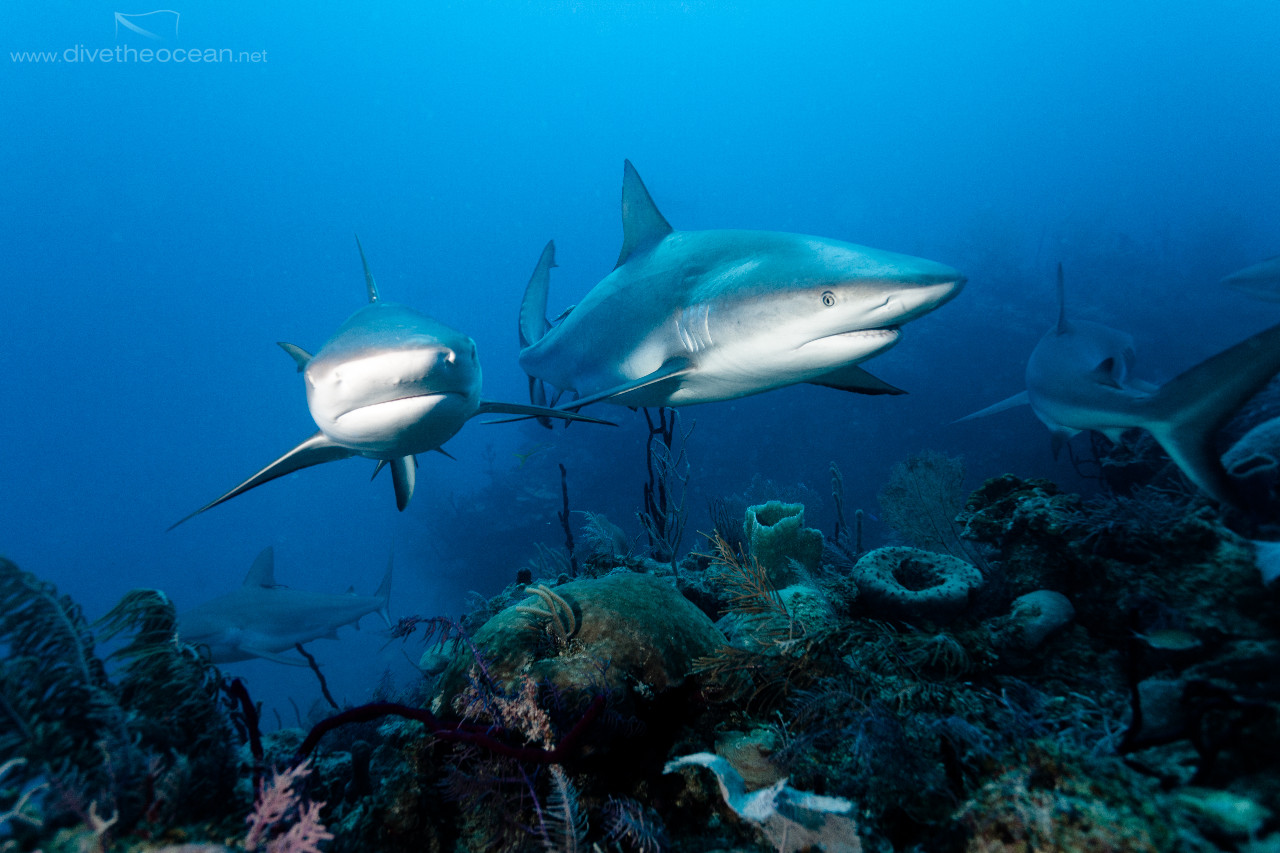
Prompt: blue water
<box><xmin>4</xmin><ymin>1</ymin><xmax>1278</xmax><ymax>720</ymax></box>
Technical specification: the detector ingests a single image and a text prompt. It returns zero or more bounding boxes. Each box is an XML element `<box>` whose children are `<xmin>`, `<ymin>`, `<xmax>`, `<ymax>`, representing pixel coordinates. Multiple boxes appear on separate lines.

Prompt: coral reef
<box><xmin>9</xmin><ymin>462</ymin><xmax>1280</xmax><ymax>852</ymax></box>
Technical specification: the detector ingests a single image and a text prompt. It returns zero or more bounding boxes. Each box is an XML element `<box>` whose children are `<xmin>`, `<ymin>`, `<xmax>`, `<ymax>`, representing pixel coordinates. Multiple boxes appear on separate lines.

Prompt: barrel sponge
<box><xmin>744</xmin><ymin>501</ymin><xmax>824</xmax><ymax>586</ymax></box>
<box><xmin>1223</xmin><ymin>417</ymin><xmax>1280</xmax><ymax>480</ymax></box>
<box><xmin>852</xmin><ymin>546</ymin><xmax>983</xmax><ymax>623</ymax></box>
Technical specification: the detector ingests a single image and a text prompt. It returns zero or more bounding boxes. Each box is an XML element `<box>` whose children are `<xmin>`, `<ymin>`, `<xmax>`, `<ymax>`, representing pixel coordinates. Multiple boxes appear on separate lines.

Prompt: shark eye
<box><xmin>821</xmin><ymin>290</ymin><xmax>836</xmax><ymax>307</ymax></box>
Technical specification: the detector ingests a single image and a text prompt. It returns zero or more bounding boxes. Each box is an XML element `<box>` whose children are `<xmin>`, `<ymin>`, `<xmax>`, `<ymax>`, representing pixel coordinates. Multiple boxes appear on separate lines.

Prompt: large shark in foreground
<box><xmin>176</xmin><ymin>546</ymin><xmax>391</xmax><ymax>665</ymax></box>
<box><xmin>957</xmin><ymin>264</ymin><xmax>1280</xmax><ymax>507</ymax></box>
<box><xmin>517</xmin><ymin>161</ymin><xmax>966</xmax><ymax>412</ymax></box>
<box><xmin>171</xmin><ymin>240</ymin><xmax>609</xmax><ymax>527</ymax></box>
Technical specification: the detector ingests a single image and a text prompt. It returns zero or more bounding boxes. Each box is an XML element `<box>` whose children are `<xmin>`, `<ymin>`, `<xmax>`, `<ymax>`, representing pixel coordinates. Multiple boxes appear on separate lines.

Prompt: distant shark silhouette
<box><xmin>517</xmin><ymin>160</ymin><xmax>966</xmax><ymax>413</ymax></box>
<box><xmin>957</xmin><ymin>264</ymin><xmax>1280</xmax><ymax>506</ymax></box>
<box><xmin>171</xmin><ymin>239</ymin><xmax>610</xmax><ymax>527</ymax></box>
<box><xmin>1221</xmin><ymin>256</ymin><xmax>1280</xmax><ymax>302</ymax></box>
<box><xmin>176</xmin><ymin>546</ymin><xmax>391</xmax><ymax>665</ymax></box>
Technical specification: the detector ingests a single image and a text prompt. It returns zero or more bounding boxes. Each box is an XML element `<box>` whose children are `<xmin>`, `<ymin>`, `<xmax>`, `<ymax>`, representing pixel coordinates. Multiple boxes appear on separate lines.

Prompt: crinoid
<box><xmin>515</xmin><ymin>583</ymin><xmax>577</xmax><ymax>646</ymax></box>
<box><xmin>901</xmin><ymin>631</ymin><xmax>973</xmax><ymax>679</ymax></box>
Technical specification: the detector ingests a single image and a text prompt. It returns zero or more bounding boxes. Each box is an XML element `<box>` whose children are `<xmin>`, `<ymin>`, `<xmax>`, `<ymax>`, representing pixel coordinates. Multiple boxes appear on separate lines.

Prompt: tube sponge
<box><xmin>744</xmin><ymin>501</ymin><xmax>824</xmax><ymax>586</ymax></box>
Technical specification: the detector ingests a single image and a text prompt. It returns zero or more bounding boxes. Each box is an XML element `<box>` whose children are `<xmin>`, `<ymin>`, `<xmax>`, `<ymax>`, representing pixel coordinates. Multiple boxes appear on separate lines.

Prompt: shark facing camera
<box><xmin>170</xmin><ymin>239</ymin><xmax>610</xmax><ymax>527</ymax></box>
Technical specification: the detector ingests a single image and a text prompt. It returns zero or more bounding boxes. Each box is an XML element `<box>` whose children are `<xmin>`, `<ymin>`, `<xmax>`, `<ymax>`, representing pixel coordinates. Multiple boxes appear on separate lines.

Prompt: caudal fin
<box><xmin>519</xmin><ymin>241</ymin><xmax>561</xmax><ymax>427</ymax></box>
<box><xmin>1141</xmin><ymin>320</ymin><xmax>1280</xmax><ymax>506</ymax></box>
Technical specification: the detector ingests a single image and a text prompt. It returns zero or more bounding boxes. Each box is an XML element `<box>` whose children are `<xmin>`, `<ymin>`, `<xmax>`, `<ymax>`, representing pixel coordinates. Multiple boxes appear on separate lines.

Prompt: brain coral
<box><xmin>431</xmin><ymin>571</ymin><xmax>725</xmax><ymax>720</ymax></box>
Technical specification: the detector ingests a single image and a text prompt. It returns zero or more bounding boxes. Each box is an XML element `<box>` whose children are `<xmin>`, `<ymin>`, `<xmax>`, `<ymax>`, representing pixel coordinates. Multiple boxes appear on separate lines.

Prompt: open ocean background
<box><xmin>3</xmin><ymin>1</ymin><xmax>1278</xmax><ymax>724</ymax></box>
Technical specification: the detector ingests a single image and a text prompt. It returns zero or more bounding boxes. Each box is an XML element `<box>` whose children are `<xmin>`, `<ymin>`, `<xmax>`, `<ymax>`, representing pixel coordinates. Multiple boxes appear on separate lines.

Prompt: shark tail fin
<box><xmin>519</xmin><ymin>240</ymin><xmax>562</xmax><ymax>429</ymax></box>
<box><xmin>1139</xmin><ymin>320</ymin><xmax>1280</xmax><ymax>506</ymax></box>
<box><xmin>375</xmin><ymin>552</ymin><xmax>394</xmax><ymax>627</ymax></box>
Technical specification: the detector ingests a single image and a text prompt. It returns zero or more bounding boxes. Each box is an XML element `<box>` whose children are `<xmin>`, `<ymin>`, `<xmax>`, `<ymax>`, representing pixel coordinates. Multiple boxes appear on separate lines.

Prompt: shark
<box><xmin>517</xmin><ymin>160</ymin><xmax>966</xmax><ymax>413</ymax></box>
<box><xmin>1220</xmin><ymin>256</ymin><xmax>1280</xmax><ymax>302</ymax></box>
<box><xmin>176</xmin><ymin>546</ymin><xmax>392</xmax><ymax>665</ymax></box>
<box><xmin>957</xmin><ymin>264</ymin><xmax>1280</xmax><ymax>507</ymax></box>
<box><xmin>171</xmin><ymin>239</ymin><xmax>610</xmax><ymax>527</ymax></box>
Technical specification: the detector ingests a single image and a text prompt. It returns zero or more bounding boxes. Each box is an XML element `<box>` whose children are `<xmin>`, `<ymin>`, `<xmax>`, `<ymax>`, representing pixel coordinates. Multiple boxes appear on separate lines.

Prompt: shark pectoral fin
<box><xmin>277</xmin><ymin>342</ymin><xmax>314</xmax><ymax>373</ymax></box>
<box><xmin>953</xmin><ymin>390</ymin><xmax>1030</xmax><ymax>424</ymax></box>
<box><xmin>473</xmin><ymin>400</ymin><xmax>617</xmax><ymax>427</ymax></box>
<box><xmin>615</xmin><ymin>160</ymin><xmax>673</xmax><ymax>268</ymax></box>
<box><xmin>390</xmin><ymin>456</ymin><xmax>416</xmax><ymax>511</ymax></box>
<box><xmin>808</xmin><ymin>365</ymin><xmax>907</xmax><ymax>396</ymax></box>
<box><xmin>1142</xmin><ymin>319</ymin><xmax>1280</xmax><ymax>507</ymax></box>
<box><xmin>242</xmin><ymin>646</ymin><xmax>309</xmax><ymax>667</ymax></box>
<box><xmin>433</xmin><ymin>447</ymin><xmax>457</xmax><ymax>460</ymax></box>
<box><xmin>169</xmin><ymin>433</ymin><xmax>357</xmax><ymax>530</ymax></box>
<box><xmin>558</xmin><ymin>357</ymin><xmax>696</xmax><ymax>411</ymax></box>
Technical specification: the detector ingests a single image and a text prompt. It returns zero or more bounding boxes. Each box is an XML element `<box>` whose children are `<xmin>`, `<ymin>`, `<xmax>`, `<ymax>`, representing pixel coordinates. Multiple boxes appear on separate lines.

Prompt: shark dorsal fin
<box><xmin>277</xmin><ymin>342</ymin><xmax>313</xmax><ymax>372</ymax></box>
<box><xmin>244</xmin><ymin>546</ymin><xmax>277</xmax><ymax>587</ymax></box>
<box><xmin>615</xmin><ymin>160</ymin><xmax>673</xmax><ymax>269</ymax></box>
<box><xmin>1055</xmin><ymin>262</ymin><xmax>1069</xmax><ymax>334</ymax></box>
<box><xmin>355</xmin><ymin>235</ymin><xmax>379</xmax><ymax>304</ymax></box>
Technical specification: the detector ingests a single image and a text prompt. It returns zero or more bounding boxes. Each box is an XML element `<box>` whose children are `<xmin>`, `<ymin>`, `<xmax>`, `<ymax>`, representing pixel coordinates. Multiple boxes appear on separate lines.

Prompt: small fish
<box><xmin>513</xmin><ymin>443</ymin><xmax>551</xmax><ymax>467</ymax></box>
<box><xmin>1133</xmin><ymin>628</ymin><xmax>1202</xmax><ymax>651</ymax></box>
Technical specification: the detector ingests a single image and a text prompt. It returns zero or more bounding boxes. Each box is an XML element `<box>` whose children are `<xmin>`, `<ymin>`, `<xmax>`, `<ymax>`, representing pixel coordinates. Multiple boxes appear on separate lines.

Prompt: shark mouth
<box><xmin>813</xmin><ymin>326</ymin><xmax>901</xmax><ymax>344</ymax></box>
<box><xmin>333</xmin><ymin>392</ymin><xmax>460</xmax><ymax>423</ymax></box>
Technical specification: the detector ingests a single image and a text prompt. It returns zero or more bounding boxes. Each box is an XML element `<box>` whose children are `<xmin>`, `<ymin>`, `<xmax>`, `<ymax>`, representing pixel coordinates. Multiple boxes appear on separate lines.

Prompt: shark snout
<box><xmin>882</xmin><ymin>274</ymin><xmax>965</xmax><ymax>324</ymax></box>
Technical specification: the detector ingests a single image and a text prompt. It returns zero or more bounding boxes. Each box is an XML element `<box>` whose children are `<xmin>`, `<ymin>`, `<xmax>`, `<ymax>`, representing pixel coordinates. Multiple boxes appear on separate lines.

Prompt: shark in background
<box><xmin>517</xmin><ymin>160</ymin><xmax>966</xmax><ymax>413</ymax></box>
<box><xmin>957</xmin><ymin>264</ymin><xmax>1280</xmax><ymax>507</ymax></box>
<box><xmin>171</xmin><ymin>239</ymin><xmax>610</xmax><ymax>527</ymax></box>
<box><xmin>176</xmin><ymin>546</ymin><xmax>391</xmax><ymax>665</ymax></box>
<box><xmin>1220</xmin><ymin>255</ymin><xmax>1280</xmax><ymax>302</ymax></box>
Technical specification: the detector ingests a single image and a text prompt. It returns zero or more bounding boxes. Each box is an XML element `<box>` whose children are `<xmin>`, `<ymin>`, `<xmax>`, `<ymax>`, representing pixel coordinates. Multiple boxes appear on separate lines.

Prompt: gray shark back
<box><xmin>517</xmin><ymin>160</ymin><xmax>963</xmax><ymax>411</ymax></box>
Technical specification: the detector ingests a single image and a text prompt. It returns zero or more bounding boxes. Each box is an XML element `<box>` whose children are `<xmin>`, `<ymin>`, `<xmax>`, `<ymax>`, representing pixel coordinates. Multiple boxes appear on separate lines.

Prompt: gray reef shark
<box><xmin>1220</xmin><ymin>256</ymin><xmax>1280</xmax><ymax>302</ymax></box>
<box><xmin>176</xmin><ymin>546</ymin><xmax>391</xmax><ymax>665</ymax></box>
<box><xmin>171</xmin><ymin>240</ymin><xmax>609</xmax><ymax>527</ymax></box>
<box><xmin>517</xmin><ymin>160</ymin><xmax>966</xmax><ymax>412</ymax></box>
<box><xmin>957</xmin><ymin>264</ymin><xmax>1280</xmax><ymax>507</ymax></box>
